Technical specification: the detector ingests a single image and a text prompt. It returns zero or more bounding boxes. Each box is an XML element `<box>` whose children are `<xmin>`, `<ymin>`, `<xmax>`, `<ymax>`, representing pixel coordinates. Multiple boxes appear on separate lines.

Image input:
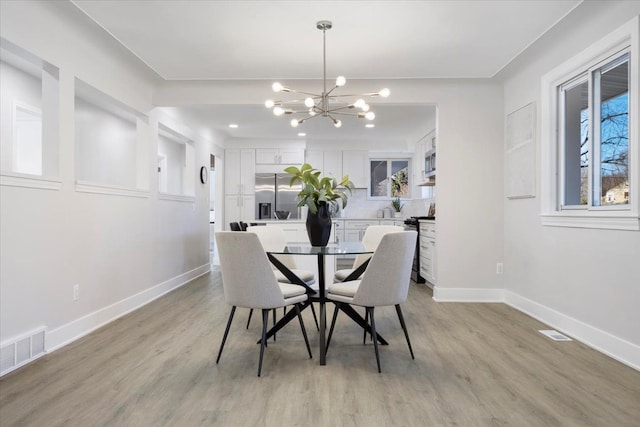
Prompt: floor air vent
<box><xmin>539</xmin><ymin>329</ymin><xmax>572</xmax><ymax>341</ymax></box>
<box><xmin>0</xmin><ymin>327</ymin><xmax>46</xmax><ymax>376</ymax></box>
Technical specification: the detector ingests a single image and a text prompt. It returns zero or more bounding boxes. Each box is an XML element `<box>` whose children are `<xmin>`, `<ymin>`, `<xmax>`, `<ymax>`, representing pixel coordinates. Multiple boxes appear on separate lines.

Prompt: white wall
<box><xmin>0</xmin><ymin>1</ymin><xmax>221</xmax><ymax>361</ymax></box>
<box><xmin>498</xmin><ymin>1</ymin><xmax>640</xmax><ymax>368</ymax></box>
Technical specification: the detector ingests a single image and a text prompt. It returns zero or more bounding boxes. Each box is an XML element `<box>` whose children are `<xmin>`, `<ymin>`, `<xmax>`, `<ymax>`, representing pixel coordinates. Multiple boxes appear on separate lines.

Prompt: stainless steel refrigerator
<box><xmin>255</xmin><ymin>173</ymin><xmax>302</xmax><ymax>220</ymax></box>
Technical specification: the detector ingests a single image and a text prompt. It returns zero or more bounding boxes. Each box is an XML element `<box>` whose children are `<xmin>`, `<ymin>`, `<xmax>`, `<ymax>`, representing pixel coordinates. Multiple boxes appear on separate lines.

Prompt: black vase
<box><xmin>306</xmin><ymin>203</ymin><xmax>332</xmax><ymax>247</ymax></box>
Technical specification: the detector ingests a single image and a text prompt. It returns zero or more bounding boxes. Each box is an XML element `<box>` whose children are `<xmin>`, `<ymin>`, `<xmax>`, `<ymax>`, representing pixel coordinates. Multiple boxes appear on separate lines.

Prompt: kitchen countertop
<box><xmin>251</xmin><ymin>217</ymin><xmax>411</xmax><ymax>224</ymax></box>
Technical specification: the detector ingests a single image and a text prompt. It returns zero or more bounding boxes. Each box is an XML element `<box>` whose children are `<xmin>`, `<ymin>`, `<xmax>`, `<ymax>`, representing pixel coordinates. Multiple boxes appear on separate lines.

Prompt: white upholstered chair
<box><xmin>246</xmin><ymin>225</ymin><xmax>319</xmax><ymax>330</ymax></box>
<box><xmin>333</xmin><ymin>225</ymin><xmax>404</xmax><ymax>282</ymax></box>
<box><xmin>246</xmin><ymin>225</ymin><xmax>316</xmax><ymax>284</ymax></box>
<box><xmin>326</xmin><ymin>231</ymin><xmax>417</xmax><ymax>373</ymax></box>
<box><xmin>215</xmin><ymin>231</ymin><xmax>313</xmax><ymax>377</ymax></box>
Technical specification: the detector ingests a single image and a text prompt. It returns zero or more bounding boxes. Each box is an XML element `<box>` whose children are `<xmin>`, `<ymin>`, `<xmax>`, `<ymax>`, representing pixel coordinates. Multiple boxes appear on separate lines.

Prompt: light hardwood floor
<box><xmin>1</xmin><ymin>269</ymin><xmax>639</xmax><ymax>426</ymax></box>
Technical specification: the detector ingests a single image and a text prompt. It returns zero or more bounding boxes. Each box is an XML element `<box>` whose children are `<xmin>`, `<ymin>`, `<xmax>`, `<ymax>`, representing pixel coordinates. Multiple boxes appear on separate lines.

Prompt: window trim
<box><xmin>368</xmin><ymin>157</ymin><xmax>412</xmax><ymax>200</ymax></box>
<box><xmin>541</xmin><ymin>16</ymin><xmax>639</xmax><ymax>231</ymax></box>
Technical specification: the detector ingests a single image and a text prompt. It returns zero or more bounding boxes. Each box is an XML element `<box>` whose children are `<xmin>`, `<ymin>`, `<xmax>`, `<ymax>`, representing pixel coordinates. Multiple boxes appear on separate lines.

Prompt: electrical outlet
<box><xmin>496</xmin><ymin>263</ymin><xmax>503</xmax><ymax>275</ymax></box>
<box><xmin>73</xmin><ymin>284</ymin><xmax>80</xmax><ymax>301</ymax></box>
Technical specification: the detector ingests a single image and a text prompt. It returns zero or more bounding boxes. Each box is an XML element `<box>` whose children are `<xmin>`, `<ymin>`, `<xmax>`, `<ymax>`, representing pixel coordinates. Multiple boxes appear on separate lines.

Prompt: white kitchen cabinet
<box><xmin>224</xmin><ymin>149</ymin><xmax>255</xmax><ymax>228</ymax></box>
<box><xmin>413</xmin><ymin>138</ymin><xmax>426</xmax><ymax>188</ymax></box>
<box><xmin>342</xmin><ymin>150</ymin><xmax>368</xmax><ymax>188</ymax></box>
<box><xmin>419</xmin><ymin>220</ymin><xmax>436</xmax><ymax>285</ymax></box>
<box><xmin>256</xmin><ymin>148</ymin><xmax>304</xmax><ymax>165</ymax></box>
<box><xmin>345</xmin><ymin>220</ymin><xmax>379</xmax><ymax>239</ymax></box>
<box><xmin>340</xmin><ymin>220</ymin><xmax>379</xmax><ymax>269</ymax></box>
<box><xmin>323</xmin><ymin>151</ymin><xmax>343</xmax><ymax>180</ymax></box>
<box><xmin>224</xmin><ymin>148</ymin><xmax>255</xmax><ymax>195</ymax></box>
<box><xmin>333</xmin><ymin>220</ymin><xmax>344</xmax><ymax>244</ymax></box>
<box><xmin>224</xmin><ymin>194</ymin><xmax>255</xmax><ymax>226</ymax></box>
<box><xmin>306</xmin><ymin>150</ymin><xmax>366</xmax><ymax>186</ymax></box>
<box><xmin>305</xmin><ymin>150</ymin><xmax>324</xmax><ymax>170</ymax></box>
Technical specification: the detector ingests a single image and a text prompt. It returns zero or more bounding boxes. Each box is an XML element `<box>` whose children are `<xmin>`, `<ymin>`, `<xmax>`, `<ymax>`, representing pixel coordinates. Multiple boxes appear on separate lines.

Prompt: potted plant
<box><xmin>391</xmin><ymin>197</ymin><xmax>404</xmax><ymax>218</ymax></box>
<box><xmin>284</xmin><ymin>163</ymin><xmax>354</xmax><ymax>246</ymax></box>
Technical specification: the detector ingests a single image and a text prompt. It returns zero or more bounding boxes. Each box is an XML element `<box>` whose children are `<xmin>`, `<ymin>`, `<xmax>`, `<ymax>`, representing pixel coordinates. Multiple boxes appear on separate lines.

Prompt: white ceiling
<box><xmin>70</xmin><ymin>0</ymin><xmax>582</xmax><ymax>143</ymax></box>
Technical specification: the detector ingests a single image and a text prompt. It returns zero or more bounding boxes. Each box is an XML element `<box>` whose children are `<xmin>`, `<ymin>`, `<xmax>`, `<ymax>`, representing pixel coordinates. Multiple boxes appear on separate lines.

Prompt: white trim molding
<box><xmin>158</xmin><ymin>192</ymin><xmax>196</xmax><ymax>203</ymax></box>
<box><xmin>75</xmin><ymin>180</ymin><xmax>150</xmax><ymax>198</ymax></box>
<box><xmin>540</xmin><ymin>213</ymin><xmax>640</xmax><ymax>231</ymax></box>
<box><xmin>505</xmin><ymin>291</ymin><xmax>640</xmax><ymax>371</ymax></box>
<box><xmin>1</xmin><ymin>172</ymin><xmax>62</xmax><ymax>190</ymax></box>
<box><xmin>46</xmin><ymin>264</ymin><xmax>210</xmax><ymax>353</ymax></box>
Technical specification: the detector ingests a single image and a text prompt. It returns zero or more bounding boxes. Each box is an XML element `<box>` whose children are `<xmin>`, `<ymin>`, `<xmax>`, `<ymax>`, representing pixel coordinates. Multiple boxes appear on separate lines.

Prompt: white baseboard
<box><xmin>432</xmin><ymin>286</ymin><xmax>505</xmax><ymax>302</ymax></box>
<box><xmin>431</xmin><ymin>286</ymin><xmax>639</xmax><ymax>371</ymax></box>
<box><xmin>45</xmin><ymin>264</ymin><xmax>210</xmax><ymax>353</ymax></box>
<box><xmin>504</xmin><ymin>291</ymin><xmax>640</xmax><ymax>371</ymax></box>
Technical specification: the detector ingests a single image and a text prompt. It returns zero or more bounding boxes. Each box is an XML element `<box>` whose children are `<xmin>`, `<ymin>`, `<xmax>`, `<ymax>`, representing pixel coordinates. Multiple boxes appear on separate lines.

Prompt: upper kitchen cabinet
<box><xmin>342</xmin><ymin>150</ymin><xmax>367</xmax><ymax>188</ymax></box>
<box><xmin>305</xmin><ymin>149</ymin><xmax>341</xmax><ymax>179</ymax></box>
<box><xmin>323</xmin><ymin>150</ymin><xmax>343</xmax><ymax>180</ymax></box>
<box><xmin>255</xmin><ymin>148</ymin><xmax>304</xmax><ymax>165</ymax></box>
<box><xmin>224</xmin><ymin>148</ymin><xmax>255</xmax><ymax>195</ymax></box>
<box><xmin>305</xmin><ymin>149</ymin><xmax>368</xmax><ymax>188</ymax></box>
<box><xmin>305</xmin><ymin>150</ymin><xmax>324</xmax><ymax>170</ymax></box>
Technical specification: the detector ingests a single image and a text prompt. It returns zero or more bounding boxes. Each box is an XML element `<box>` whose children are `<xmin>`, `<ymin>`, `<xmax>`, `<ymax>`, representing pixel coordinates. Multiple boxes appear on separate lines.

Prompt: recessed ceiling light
<box><xmin>297</xmin><ymin>132</ymin><xmax>306</xmax><ymax>137</ymax></box>
<box><xmin>365</xmin><ymin>124</ymin><xmax>375</xmax><ymax>128</ymax></box>
<box><xmin>228</xmin><ymin>123</ymin><xmax>239</xmax><ymax>128</ymax></box>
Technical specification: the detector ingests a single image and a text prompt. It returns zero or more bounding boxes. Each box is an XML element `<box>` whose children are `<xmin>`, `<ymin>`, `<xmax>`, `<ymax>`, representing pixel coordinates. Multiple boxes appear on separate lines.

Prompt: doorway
<box><xmin>209</xmin><ymin>154</ymin><xmax>218</xmax><ymax>265</ymax></box>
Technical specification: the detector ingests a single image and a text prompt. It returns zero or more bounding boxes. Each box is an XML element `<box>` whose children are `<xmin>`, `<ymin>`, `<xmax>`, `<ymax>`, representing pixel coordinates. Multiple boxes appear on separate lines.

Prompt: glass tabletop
<box><xmin>268</xmin><ymin>241</ymin><xmax>373</xmax><ymax>256</ymax></box>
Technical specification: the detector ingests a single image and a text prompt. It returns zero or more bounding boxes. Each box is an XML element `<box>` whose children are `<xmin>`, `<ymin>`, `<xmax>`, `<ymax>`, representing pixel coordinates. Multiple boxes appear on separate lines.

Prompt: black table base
<box><xmin>265</xmin><ymin>248</ymin><xmax>384</xmax><ymax>365</ymax></box>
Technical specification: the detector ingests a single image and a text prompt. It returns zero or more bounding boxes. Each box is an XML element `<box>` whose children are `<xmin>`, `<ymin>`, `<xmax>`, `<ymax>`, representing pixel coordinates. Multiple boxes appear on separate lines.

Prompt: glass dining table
<box><xmin>265</xmin><ymin>241</ymin><xmax>388</xmax><ymax>365</ymax></box>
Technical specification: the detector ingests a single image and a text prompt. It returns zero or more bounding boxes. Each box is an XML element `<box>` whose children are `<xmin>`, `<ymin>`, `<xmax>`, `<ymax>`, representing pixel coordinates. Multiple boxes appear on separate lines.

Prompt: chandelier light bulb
<box><xmin>335</xmin><ymin>76</ymin><xmax>346</xmax><ymax>87</ymax></box>
<box><xmin>365</xmin><ymin>111</ymin><xmax>375</xmax><ymax>120</ymax></box>
<box><xmin>273</xmin><ymin>106</ymin><xmax>285</xmax><ymax>116</ymax></box>
<box><xmin>290</xmin><ymin>119</ymin><xmax>300</xmax><ymax>127</ymax></box>
<box><xmin>272</xmin><ymin>82</ymin><xmax>284</xmax><ymax>92</ymax></box>
<box><xmin>265</xmin><ymin>99</ymin><xmax>275</xmax><ymax>108</ymax></box>
<box><xmin>304</xmin><ymin>97</ymin><xmax>315</xmax><ymax>108</ymax></box>
<box><xmin>309</xmin><ymin>108</ymin><xmax>316</xmax><ymax>116</ymax></box>
<box><xmin>362</xmin><ymin>103</ymin><xmax>370</xmax><ymax>112</ymax></box>
<box><xmin>354</xmin><ymin>99</ymin><xmax>365</xmax><ymax>109</ymax></box>
<box><xmin>378</xmin><ymin>88</ymin><xmax>390</xmax><ymax>98</ymax></box>
<box><xmin>333</xmin><ymin>119</ymin><xmax>342</xmax><ymax>128</ymax></box>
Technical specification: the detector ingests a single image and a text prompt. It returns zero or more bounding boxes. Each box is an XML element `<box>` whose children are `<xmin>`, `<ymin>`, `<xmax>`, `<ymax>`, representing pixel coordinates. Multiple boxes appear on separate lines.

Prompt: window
<box><xmin>541</xmin><ymin>17</ymin><xmax>638</xmax><ymax>230</ymax></box>
<box><xmin>369</xmin><ymin>158</ymin><xmax>410</xmax><ymax>198</ymax></box>
<box><xmin>559</xmin><ymin>54</ymin><xmax>629</xmax><ymax>208</ymax></box>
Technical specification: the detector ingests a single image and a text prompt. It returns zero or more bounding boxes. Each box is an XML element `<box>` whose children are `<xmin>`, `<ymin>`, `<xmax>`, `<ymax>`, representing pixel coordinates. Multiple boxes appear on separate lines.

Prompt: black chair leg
<box><xmin>395</xmin><ymin>304</ymin><xmax>415</xmax><ymax>359</ymax></box>
<box><xmin>368</xmin><ymin>307</ymin><xmax>381</xmax><ymax>373</ymax></box>
<box><xmin>272</xmin><ymin>308</ymin><xmax>277</xmax><ymax>342</ymax></box>
<box><xmin>258</xmin><ymin>309</ymin><xmax>269</xmax><ymax>377</ymax></box>
<box><xmin>363</xmin><ymin>308</ymin><xmax>369</xmax><ymax>344</ymax></box>
<box><xmin>246</xmin><ymin>309</ymin><xmax>253</xmax><ymax>329</ymax></box>
<box><xmin>310</xmin><ymin>303</ymin><xmax>320</xmax><ymax>331</ymax></box>
<box><xmin>295</xmin><ymin>304</ymin><xmax>313</xmax><ymax>359</ymax></box>
<box><xmin>217</xmin><ymin>306</ymin><xmax>236</xmax><ymax>364</ymax></box>
<box><xmin>325</xmin><ymin>303</ymin><xmax>340</xmax><ymax>355</ymax></box>
<box><xmin>245</xmin><ymin>308</ymin><xmax>274</xmax><ymax>338</ymax></box>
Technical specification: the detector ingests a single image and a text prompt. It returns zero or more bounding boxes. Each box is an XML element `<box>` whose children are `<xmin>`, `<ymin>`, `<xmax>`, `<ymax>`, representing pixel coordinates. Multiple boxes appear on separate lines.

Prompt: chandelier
<box><xmin>265</xmin><ymin>20</ymin><xmax>390</xmax><ymax>129</ymax></box>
